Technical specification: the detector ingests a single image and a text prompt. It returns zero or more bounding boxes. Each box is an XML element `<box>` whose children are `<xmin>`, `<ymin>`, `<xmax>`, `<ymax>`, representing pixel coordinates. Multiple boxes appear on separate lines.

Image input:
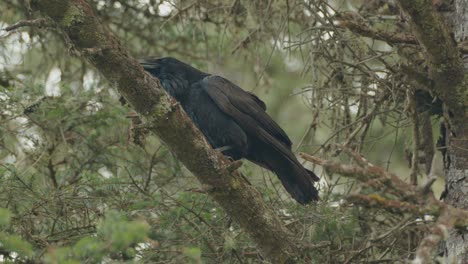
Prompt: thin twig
<box><xmin>3</xmin><ymin>18</ymin><xmax>51</xmax><ymax>32</ymax></box>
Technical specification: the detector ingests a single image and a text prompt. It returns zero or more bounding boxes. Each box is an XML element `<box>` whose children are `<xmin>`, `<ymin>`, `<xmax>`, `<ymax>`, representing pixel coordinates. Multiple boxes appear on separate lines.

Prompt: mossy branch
<box><xmin>301</xmin><ymin>149</ymin><xmax>468</xmax><ymax>262</ymax></box>
<box><xmin>30</xmin><ymin>0</ymin><xmax>301</xmax><ymax>262</ymax></box>
<box><xmin>395</xmin><ymin>0</ymin><xmax>466</xmax><ymax>112</ymax></box>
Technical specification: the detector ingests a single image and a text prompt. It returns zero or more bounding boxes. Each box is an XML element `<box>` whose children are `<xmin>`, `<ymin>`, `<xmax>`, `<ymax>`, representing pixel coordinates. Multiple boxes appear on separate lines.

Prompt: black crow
<box><xmin>140</xmin><ymin>57</ymin><xmax>319</xmax><ymax>204</ymax></box>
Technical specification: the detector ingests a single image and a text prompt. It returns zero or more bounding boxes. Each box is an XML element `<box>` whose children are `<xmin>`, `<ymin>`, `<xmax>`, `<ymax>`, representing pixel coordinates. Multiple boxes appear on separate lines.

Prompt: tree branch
<box><xmin>337</xmin><ymin>12</ymin><xmax>468</xmax><ymax>55</ymax></box>
<box><xmin>337</xmin><ymin>12</ymin><xmax>418</xmax><ymax>45</ymax></box>
<box><xmin>300</xmin><ymin>149</ymin><xmax>468</xmax><ymax>261</ymax></box>
<box><xmin>395</xmin><ymin>0</ymin><xmax>466</xmax><ymax>112</ymax></box>
<box><xmin>30</xmin><ymin>0</ymin><xmax>300</xmax><ymax>262</ymax></box>
<box><xmin>3</xmin><ymin>18</ymin><xmax>51</xmax><ymax>31</ymax></box>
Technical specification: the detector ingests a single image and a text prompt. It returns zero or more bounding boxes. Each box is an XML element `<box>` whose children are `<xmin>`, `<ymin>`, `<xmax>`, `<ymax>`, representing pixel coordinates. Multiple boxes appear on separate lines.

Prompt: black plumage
<box><xmin>140</xmin><ymin>57</ymin><xmax>319</xmax><ymax>204</ymax></box>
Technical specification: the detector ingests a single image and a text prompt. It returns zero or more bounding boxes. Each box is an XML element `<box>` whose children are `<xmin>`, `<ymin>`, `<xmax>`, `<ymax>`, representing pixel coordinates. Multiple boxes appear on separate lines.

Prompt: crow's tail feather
<box><xmin>306</xmin><ymin>168</ymin><xmax>320</xmax><ymax>182</ymax></box>
<box><xmin>250</xmin><ymin>148</ymin><xmax>319</xmax><ymax>204</ymax></box>
<box><xmin>270</xmin><ymin>157</ymin><xmax>319</xmax><ymax>204</ymax></box>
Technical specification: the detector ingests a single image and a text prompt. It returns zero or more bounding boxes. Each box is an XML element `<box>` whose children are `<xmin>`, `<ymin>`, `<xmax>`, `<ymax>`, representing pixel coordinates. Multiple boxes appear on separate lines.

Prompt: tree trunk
<box><xmin>443</xmin><ymin>1</ymin><xmax>468</xmax><ymax>261</ymax></box>
<box><xmin>395</xmin><ymin>0</ymin><xmax>468</xmax><ymax>262</ymax></box>
<box><xmin>443</xmin><ymin>120</ymin><xmax>468</xmax><ymax>262</ymax></box>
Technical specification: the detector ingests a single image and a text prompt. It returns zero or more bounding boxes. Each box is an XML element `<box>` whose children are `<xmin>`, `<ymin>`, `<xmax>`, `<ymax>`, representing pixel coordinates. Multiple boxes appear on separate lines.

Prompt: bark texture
<box><xmin>30</xmin><ymin>0</ymin><xmax>300</xmax><ymax>262</ymax></box>
<box><xmin>396</xmin><ymin>0</ymin><xmax>466</xmax><ymax>111</ymax></box>
<box><xmin>444</xmin><ymin>1</ymin><xmax>468</xmax><ymax>262</ymax></box>
<box><xmin>443</xmin><ymin>121</ymin><xmax>468</xmax><ymax>262</ymax></box>
<box><xmin>395</xmin><ymin>0</ymin><xmax>468</xmax><ymax>262</ymax></box>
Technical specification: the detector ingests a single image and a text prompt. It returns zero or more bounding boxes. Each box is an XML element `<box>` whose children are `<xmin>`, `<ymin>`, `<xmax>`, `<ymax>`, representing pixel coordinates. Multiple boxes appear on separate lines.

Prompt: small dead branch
<box><xmin>231</xmin><ymin>28</ymin><xmax>259</xmax><ymax>54</ymax></box>
<box><xmin>223</xmin><ymin>160</ymin><xmax>243</xmax><ymax>173</ymax></box>
<box><xmin>337</xmin><ymin>144</ymin><xmax>373</xmax><ymax>167</ymax></box>
<box><xmin>186</xmin><ymin>184</ymin><xmax>215</xmax><ymax>194</ymax></box>
<box><xmin>337</xmin><ymin>12</ymin><xmax>468</xmax><ymax>54</ymax></box>
<box><xmin>408</xmin><ymin>90</ymin><xmax>421</xmax><ymax>186</ymax></box>
<box><xmin>336</xmin><ymin>12</ymin><xmax>417</xmax><ymax>45</ymax></box>
<box><xmin>346</xmin><ymin>194</ymin><xmax>436</xmax><ymax>215</ymax></box>
<box><xmin>412</xmin><ymin>210</ymin><xmax>453</xmax><ymax>264</ymax></box>
<box><xmin>420</xmin><ymin>155</ymin><xmax>439</xmax><ymax>196</ymax></box>
<box><xmin>3</xmin><ymin>18</ymin><xmax>52</xmax><ymax>32</ymax></box>
<box><xmin>127</xmin><ymin>112</ymin><xmax>150</xmax><ymax>147</ymax></box>
<box><xmin>300</xmin><ymin>151</ymin><xmax>412</xmax><ymax>198</ymax></box>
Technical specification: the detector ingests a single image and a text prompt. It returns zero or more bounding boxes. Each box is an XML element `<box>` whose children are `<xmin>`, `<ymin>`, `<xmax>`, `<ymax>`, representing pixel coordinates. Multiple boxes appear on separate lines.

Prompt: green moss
<box><xmin>229</xmin><ymin>177</ymin><xmax>241</xmax><ymax>190</ymax></box>
<box><xmin>61</xmin><ymin>4</ymin><xmax>85</xmax><ymax>28</ymax></box>
<box><xmin>459</xmin><ymin>76</ymin><xmax>468</xmax><ymax>108</ymax></box>
<box><xmin>150</xmin><ymin>95</ymin><xmax>173</xmax><ymax>118</ymax></box>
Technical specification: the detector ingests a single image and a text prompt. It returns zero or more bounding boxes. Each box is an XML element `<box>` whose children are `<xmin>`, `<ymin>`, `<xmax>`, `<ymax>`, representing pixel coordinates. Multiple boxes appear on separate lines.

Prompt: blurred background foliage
<box><xmin>0</xmin><ymin>0</ymin><xmax>444</xmax><ymax>263</ymax></box>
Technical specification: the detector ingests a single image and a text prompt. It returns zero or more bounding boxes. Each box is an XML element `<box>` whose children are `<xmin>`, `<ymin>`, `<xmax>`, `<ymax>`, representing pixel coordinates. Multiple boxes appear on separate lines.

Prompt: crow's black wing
<box><xmin>200</xmin><ymin>75</ymin><xmax>318</xmax><ymax>203</ymax></box>
<box><xmin>245</xmin><ymin>91</ymin><xmax>267</xmax><ymax>111</ymax></box>
<box><xmin>200</xmin><ymin>75</ymin><xmax>292</xmax><ymax>148</ymax></box>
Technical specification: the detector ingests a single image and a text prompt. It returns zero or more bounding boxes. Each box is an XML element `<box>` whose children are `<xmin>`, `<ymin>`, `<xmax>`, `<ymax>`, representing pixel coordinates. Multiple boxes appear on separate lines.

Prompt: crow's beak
<box><xmin>138</xmin><ymin>58</ymin><xmax>159</xmax><ymax>70</ymax></box>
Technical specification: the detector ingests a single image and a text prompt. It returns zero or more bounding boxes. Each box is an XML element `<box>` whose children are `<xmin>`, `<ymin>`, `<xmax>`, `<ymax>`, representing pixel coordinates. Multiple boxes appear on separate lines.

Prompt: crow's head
<box><xmin>139</xmin><ymin>57</ymin><xmax>207</xmax><ymax>83</ymax></box>
<box><xmin>139</xmin><ymin>57</ymin><xmax>208</xmax><ymax>100</ymax></box>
